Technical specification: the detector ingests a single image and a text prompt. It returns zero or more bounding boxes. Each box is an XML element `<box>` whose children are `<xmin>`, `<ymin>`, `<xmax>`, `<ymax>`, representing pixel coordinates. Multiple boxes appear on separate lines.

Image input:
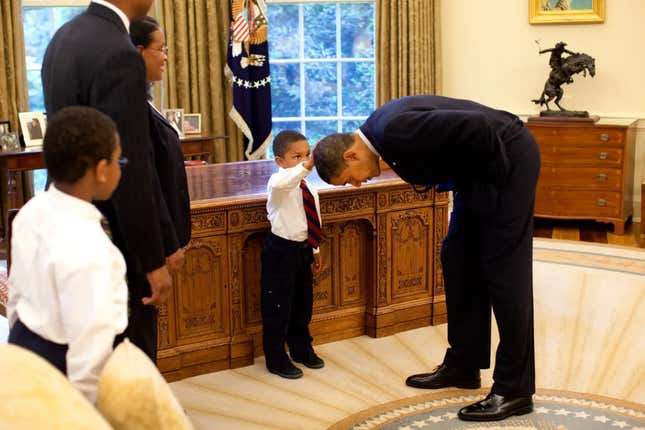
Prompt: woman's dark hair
<box><xmin>130</xmin><ymin>16</ymin><xmax>161</xmax><ymax>48</ymax></box>
<box><xmin>44</xmin><ymin>106</ymin><xmax>118</xmax><ymax>183</ymax></box>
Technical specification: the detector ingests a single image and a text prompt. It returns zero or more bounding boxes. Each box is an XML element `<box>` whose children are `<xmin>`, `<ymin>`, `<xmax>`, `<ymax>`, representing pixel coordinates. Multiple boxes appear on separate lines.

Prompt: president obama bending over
<box><xmin>313</xmin><ymin>95</ymin><xmax>540</xmax><ymax>422</ymax></box>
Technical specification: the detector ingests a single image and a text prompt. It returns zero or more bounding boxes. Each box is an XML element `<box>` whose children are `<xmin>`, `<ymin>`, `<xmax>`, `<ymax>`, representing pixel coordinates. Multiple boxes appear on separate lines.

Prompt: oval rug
<box><xmin>328</xmin><ymin>388</ymin><xmax>644</xmax><ymax>430</ymax></box>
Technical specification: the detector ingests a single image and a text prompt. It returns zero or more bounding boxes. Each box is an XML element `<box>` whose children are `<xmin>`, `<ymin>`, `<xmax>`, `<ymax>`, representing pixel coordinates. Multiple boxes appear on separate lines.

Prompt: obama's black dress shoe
<box><xmin>458</xmin><ymin>393</ymin><xmax>533</xmax><ymax>421</ymax></box>
<box><xmin>291</xmin><ymin>349</ymin><xmax>325</xmax><ymax>369</ymax></box>
<box><xmin>405</xmin><ymin>363</ymin><xmax>481</xmax><ymax>389</ymax></box>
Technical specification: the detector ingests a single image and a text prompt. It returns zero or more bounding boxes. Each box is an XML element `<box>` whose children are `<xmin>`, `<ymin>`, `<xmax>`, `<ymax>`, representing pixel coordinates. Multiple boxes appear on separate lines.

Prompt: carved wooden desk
<box><xmin>158</xmin><ymin>160</ymin><xmax>449</xmax><ymax>380</ymax></box>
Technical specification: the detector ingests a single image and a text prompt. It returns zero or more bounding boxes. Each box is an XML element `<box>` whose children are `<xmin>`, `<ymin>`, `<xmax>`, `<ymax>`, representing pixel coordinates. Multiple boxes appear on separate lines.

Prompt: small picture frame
<box><xmin>183</xmin><ymin>113</ymin><xmax>202</xmax><ymax>135</ymax></box>
<box><xmin>162</xmin><ymin>108</ymin><xmax>184</xmax><ymax>136</ymax></box>
<box><xmin>0</xmin><ymin>120</ymin><xmax>11</xmax><ymax>135</ymax></box>
<box><xmin>0</xmin><ymin>132</ymin><xmax>21</xmax><ymax>151</ymax></box>
<box><xmin>19</xmin><ymin>112</ymin><xmax>47</xmax><ymax>147</ymax></box>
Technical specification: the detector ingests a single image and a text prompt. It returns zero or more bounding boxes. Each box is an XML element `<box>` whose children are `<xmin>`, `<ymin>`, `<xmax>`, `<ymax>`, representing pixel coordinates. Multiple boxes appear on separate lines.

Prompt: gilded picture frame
<box><xmin>529</xmin><ymin>0</ymin><xmax>605</xmax><ymax>24</ymax></box>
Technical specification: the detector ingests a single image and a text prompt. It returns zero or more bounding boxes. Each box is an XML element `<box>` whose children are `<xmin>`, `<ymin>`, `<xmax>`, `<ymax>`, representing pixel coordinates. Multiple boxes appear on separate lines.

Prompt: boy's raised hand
<box><xmin>303</xmin><ymin>153</ymin><xmax>314</xmax><ymax>171</ymax></box>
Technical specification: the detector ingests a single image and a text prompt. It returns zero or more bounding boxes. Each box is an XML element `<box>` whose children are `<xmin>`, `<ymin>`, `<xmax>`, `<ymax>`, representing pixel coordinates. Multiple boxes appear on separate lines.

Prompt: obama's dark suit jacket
<box><xmin>359</xmin><ymin>95</ymin><xmax>540</xmax><ymax>397</ymax></box>
<box><xmin>42</xmin><ymin>2</ymin><xmax>171</xmax><ymax>360</ymax></box>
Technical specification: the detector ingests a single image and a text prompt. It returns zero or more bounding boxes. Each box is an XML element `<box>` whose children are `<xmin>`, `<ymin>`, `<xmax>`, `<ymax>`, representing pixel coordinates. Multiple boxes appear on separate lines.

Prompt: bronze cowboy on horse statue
<box><xmin>532</xmin><ymin>41</ymin><xmax>596</xmax><ymax>117</ymax></box>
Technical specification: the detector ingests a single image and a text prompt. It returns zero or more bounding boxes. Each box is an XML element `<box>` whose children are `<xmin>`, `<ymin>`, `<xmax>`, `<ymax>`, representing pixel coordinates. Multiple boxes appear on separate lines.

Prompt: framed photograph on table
<box><xmin>530</xmin><ymin>0</ymin><xmax>605</xmax><ymax>24</ymax></box>
<box><xmin>163</xmin><ymin>108</ymin><xmax>184</xmax><ymax>136</ymax></box>
<box><xmin>19</xmin><ymin>112</ymin><xmax>47</xmax><ymax>147</ymax></box>
<box><xmin>183</xmin><ymin>113</ymin><xmax>201</xmax><ymax>135</ymax></box>
<box><xmin>0</xmin><ymin>120</ymin><xmax>10</xmax><ymax>135</ymax></box>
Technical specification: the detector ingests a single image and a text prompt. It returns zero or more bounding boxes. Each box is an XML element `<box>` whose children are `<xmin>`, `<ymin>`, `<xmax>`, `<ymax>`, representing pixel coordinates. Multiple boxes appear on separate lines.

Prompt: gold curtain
<box><xmin>0</xmin><ymin>0</ymin><xmax>32</xmax><ymax>236</ymax></box>
<box><xmin>376</xmin><ymin>0</ymin><xmax>442</xmax><ymax>105</ymax></box>
<box><xmin>154</xmin><ymin>0</ymin><xmax>244</xmax><ymax>162</ymax></box>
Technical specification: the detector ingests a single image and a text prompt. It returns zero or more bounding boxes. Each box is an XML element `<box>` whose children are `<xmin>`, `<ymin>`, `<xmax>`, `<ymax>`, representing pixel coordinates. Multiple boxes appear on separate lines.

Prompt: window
<box><xmin>22</xmin><ymin>0</ymin><xmax>87</xmax><ymax>191</ymax></box>
<box><xmin>23</xmin><ymin>1</ymin><xmax>87</xmax><ymax>111</ymax></box>
<box><xmin>267</xmin><ymin>1</ymin><xmax>375</xmax><ymax>152</ymax></box>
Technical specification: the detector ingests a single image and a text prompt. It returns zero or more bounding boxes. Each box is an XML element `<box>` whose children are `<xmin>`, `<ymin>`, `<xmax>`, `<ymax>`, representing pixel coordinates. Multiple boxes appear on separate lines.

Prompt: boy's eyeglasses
<box><xmin>118</xmin><ymin>157</ymin><xmax>129</xmax><ymax>168</ymax></box>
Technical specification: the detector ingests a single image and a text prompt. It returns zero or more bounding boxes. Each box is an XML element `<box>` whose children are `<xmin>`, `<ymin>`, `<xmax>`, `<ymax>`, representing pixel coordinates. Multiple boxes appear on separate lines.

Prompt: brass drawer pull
<box><xmin>599</xmin><ymin>152</ymin><xmax>608</xmax><ymax>160</ymax></box>
<box><xmin>599</xmin><ymin>133</ymin><xmax>609</xmax><ymax>142</ymax></box>
<box><xmin>598</xmin><ymin>173</ymin><xmax>607</xmax><ymax>181</ymax></box>
<box><xmin>596</xmin><ymin>198</ymin><xmax>606</xmax><ymax>206</ymax></box>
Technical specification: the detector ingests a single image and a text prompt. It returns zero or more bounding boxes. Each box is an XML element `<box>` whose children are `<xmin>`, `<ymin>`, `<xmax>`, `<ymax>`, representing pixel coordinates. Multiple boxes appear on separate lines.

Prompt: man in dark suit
<box><xmin>41</xmin><ymin>0</ymin><xmax>176</xmax><ymax>362</ymax></box>
<box><xmin>313</xmin><ymin>95</ymin><xmax>540</xmax><ymax>422</ymax></box>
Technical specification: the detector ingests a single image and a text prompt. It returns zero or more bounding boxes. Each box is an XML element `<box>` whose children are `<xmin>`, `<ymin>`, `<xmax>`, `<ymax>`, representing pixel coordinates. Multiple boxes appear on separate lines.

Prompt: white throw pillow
<box><xmin>96</xmin><ymin>339</ymin><xmax>193</xmax><ymax>430</ymax></box>
<box><xmin>0</xmin><ymin>343</ymin><xmax>113</xmax><ymax>430</ymax></box>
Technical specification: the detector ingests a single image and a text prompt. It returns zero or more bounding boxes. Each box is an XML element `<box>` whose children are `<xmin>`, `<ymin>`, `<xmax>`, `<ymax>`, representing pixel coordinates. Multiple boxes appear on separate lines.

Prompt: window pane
<box><xmin>52</xmin><ymin>6</ymin><xmax>84</xmax><ymax>28</ymax></box>
<box><xmin>23</xmin><ymin>6</ymin><xmax>85</xmax><ymax>111</ymax></box>
<box><xmin>305</xmin><ymin>120</ymin><xmax>338</xmax><ymax>144</ymax></box>
<box><xmin>23</xmin><ymin>8</ymin><xmax>54</xmax><ymax>68</ymax></box>
<box><xmin>305</xmin><ymin>62</ymin><xmax>337</xmax><ymax>116</ymax></box>
<box><xmin>33</xmin><ymin>170</ymin><xmax>48</xmax><ymax>194</ymax></box>
<box><xmin>303</xmin><ymin>3</ymin><xmax>336</xmax><ymax>59</ymax></box>
<box><xmin>341</xmin><ymin>119</ymin><xmax>364</xmax><ymax>133</ymax></box>
<box><xmin>342</xmin><ymin>61</ymin><xmax>374</xmax><ymax>117</ymax></box>
<box><xmin>341</xmin><ymin>2</ymin><xmax>375</xmax><ymax>58</ymax></box>
<box><xmin>268</xmin><ymin>4</ymin><xmax>300</xmax><ymax>60</ymax></box>
<box><xmin>272</xmin><ymin>120</ymin><xmax>303</xmax><ymax>138</ymax></box>
<box><xmin>27</xmin><ymin>70</ymin><xmax>46</xmax><ymax>112</ymax></box>
<box><xmin>271</xmin><ymin>63</ymin><xmax>300</xmax><ymax>117</ymax></box>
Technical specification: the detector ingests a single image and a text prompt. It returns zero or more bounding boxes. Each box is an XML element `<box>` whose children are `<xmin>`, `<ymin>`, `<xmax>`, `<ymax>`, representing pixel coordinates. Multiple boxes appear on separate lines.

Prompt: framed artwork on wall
<box><xmin>18</xmin><ymin>112</ymin><xmax>47</xmax><ymax>147</ymax></box>
<box><xmin>529</xmin><ymin>0</ymin><xmax>605</xmax><ymax>24</ymax></box>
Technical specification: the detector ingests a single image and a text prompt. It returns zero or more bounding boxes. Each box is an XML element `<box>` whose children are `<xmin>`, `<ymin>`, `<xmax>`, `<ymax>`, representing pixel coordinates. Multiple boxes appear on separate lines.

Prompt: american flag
<box><xmin>225</xmin><ymin>0</ymin><xmax>272</xmax><ymax>160</ymax></box>
<box><xmin>232</xmin><ymin>14</ymin><xmax>249</xmax><ymax>42</ymax></box>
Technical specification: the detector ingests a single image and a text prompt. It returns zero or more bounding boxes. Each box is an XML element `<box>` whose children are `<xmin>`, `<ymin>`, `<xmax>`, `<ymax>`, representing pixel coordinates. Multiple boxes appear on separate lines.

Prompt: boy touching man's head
<box><xmin>261</xmin><ymin>130</ymin><xmax>325</xmax><ymax>379</ymax></box>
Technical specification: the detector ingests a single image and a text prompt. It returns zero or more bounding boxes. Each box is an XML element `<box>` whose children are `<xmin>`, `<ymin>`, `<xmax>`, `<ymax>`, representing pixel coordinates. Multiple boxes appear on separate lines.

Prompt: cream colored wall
<box><xmin>441</xmin><ymin>0</ymin><xmax>645</xmax><ymax>221</ymax></box>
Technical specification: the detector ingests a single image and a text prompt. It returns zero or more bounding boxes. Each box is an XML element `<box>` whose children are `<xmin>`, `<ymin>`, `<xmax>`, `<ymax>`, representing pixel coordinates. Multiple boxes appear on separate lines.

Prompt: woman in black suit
<box><xmin>131</xmin><ymin>16</ymin><xmax>191</xmax><ymax>272</ymax></box>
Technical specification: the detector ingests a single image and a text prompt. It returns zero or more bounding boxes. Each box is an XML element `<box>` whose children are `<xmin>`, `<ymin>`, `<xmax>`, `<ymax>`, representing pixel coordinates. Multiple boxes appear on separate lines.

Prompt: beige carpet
<box><xmin>170</xmin><ymin>239</ymin><xmax>645</xmax><ymax>429</ymax></box>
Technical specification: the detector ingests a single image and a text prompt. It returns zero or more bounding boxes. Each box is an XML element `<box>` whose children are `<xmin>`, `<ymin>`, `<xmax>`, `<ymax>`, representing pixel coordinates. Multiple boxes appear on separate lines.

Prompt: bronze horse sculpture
<box><xmin>533</xmin><ymin>52</ymin><xmax>596</xmax><ymax>111</ymax></box>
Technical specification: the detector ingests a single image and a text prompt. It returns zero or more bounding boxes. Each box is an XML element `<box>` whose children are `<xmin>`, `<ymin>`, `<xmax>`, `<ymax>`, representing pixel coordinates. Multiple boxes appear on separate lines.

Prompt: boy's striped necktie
<box><xmin>300</xmin><ymin>180</ymin><xmax>321</xmax><ymax>248</ymax></box>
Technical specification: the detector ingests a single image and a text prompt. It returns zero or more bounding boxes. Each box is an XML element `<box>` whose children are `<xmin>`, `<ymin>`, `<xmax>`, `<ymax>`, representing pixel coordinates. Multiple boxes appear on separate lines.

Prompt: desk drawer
<box><xmin>528</xmin><ymin>126</ymin><xmax>626</xmax><ymax>146</ymax></box>
<box><xmin>535</xmin><ymin>188</ymin><xmax>621</xmax><ymax>218</ymax></box>
<box><xmin>538</xmin><ymin>144</ymin><xmax>622</xmax><ymax>167</ymax></box>
<box><xmin>537</xmin><ymin>166</ymin><xmax>622</xmax><ymax>190</ymax></box>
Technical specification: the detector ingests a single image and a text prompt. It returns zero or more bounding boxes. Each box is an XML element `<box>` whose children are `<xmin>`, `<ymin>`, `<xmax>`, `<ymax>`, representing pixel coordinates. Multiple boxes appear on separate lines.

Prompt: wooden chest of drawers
<box><xmin>526</xmin><ymin>119</ymin><xmax>636</xmax><ymax>234</ymax></box>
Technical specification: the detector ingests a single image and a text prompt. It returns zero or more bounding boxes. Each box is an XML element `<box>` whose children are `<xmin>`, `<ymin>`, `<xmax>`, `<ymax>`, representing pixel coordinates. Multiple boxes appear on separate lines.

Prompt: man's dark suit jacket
<box><xmin>359</xmin><ymin>95</ymin><xmax>521</xmax><ymax>192</ymax></box>
<box><xmin>148</xmin><ymin>103</ymin><xmax>191</xmax><ymax>251</ymax></box>
<box><xmin>42</xmin><ymin>3</ymin><xmax>168</xmax><ymax>278</ymax></box>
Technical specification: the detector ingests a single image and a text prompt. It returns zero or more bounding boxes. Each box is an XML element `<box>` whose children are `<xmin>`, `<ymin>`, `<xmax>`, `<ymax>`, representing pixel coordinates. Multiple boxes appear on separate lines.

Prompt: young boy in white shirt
<box><xmin>7</xmin><ymin>106</ymin><xmax>128</xmax><ymax>403</ymax></box>
<box><xmin>262</xmin><ymin>130</ymin><xmax>324</xmax><ymax>379</ymax></box>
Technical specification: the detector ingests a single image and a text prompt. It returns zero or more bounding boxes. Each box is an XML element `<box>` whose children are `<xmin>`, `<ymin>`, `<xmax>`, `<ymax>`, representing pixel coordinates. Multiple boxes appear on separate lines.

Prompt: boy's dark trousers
<box><xmin>9</xmin><ymin>318</ymin><xmax>68</xmax><ymax>375</ymax></box>
<box><xmin>261</xmin><ymin>232</ymin><xmax>314</xmax><ymax>369</ymax></box>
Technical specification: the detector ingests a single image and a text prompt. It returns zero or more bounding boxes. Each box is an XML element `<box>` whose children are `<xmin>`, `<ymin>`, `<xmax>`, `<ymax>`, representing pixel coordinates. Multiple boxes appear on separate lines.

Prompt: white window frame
<box><xmin>268</xmin><ymin>0</ymin><xmax>376</xmax><ymax>137</ymax></box>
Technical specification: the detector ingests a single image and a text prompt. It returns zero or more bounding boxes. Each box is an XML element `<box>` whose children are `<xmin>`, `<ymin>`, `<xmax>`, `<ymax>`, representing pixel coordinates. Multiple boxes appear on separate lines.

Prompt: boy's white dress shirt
<box><xmin>7</xmin><ymin>185</ymin><xmax>128</xmax><ymax>403</ymax></box>
<box><xmin>266</xmin><ymin>163</ymin><xmax>322</xmax><ymax>253</ymax></box>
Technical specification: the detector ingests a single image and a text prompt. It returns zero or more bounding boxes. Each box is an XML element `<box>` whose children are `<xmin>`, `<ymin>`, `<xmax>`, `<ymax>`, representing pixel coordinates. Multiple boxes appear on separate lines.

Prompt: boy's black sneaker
<box><xmin>291</xmin><ymin>350</ymin><xmax>325</xmax><ymax>369</ymax></box>
<box><xmin>267</xmin><ymin>361</ymin><xmax>303</xmax><ymax>379</ymax></box>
